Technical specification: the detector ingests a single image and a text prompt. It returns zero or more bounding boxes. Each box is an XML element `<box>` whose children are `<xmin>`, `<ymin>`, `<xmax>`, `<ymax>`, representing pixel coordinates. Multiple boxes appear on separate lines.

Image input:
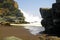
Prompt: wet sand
<box><xmin>0</xmin><ymin>25</ymin><xmax>40</xmax><ymax>40</ymax></box>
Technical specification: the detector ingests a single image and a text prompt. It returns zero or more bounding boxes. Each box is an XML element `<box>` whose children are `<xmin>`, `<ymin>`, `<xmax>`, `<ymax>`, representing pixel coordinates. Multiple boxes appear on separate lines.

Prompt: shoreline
<box><xmin>0</xmin><ymin>25</ymin><xmax>40</xmax><ymax>40</ymax></box>
<box><xmin>10</xmin><ymin>23</ymin><xmax>42</xmax><ymax>27</ymax></box>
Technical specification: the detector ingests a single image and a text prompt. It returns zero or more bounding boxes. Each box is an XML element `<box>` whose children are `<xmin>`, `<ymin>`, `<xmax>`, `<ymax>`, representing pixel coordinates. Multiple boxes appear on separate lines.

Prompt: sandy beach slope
<box><xmin>0</xmin><ymin>25</ymin><xmax>40</xmax><ymax>40</ymax></box>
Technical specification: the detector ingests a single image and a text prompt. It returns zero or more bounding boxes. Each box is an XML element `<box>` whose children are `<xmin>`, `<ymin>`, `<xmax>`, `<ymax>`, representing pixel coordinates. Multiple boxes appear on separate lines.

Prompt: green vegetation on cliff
<box><xmin>0</xmin><ymin>0</ymin><xmax>28</xmax><ymax>24</ymax></box>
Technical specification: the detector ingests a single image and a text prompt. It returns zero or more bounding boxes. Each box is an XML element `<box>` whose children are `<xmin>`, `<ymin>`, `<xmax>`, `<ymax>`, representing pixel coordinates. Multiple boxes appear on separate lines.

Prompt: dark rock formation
<box><xmin>40</xmin><ymin>0</ymin><xmax>60</xmax><ymax>37</ymax></box>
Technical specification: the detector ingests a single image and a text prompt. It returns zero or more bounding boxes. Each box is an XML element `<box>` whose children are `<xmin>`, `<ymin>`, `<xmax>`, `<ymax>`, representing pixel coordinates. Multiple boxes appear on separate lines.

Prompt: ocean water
<box><xmin>24</xmin><ymin>26</ymin><xmax>45</xmax><ymax>35</ymax></box>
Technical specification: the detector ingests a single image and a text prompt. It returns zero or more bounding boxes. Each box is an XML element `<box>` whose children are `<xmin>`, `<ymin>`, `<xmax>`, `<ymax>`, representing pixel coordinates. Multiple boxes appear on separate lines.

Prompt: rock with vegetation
<box><xmin>0</xmin><ymin>0</ymin><xmax>27</xmax><ymax>24</ymax></box>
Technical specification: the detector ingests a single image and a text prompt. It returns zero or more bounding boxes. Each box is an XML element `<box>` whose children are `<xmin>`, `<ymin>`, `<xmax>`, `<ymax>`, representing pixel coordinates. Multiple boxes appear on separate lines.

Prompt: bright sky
<box><xmin>14</xmin><ymin>0</ymin><xmax>55</xmax><ymax>23</ymax></box>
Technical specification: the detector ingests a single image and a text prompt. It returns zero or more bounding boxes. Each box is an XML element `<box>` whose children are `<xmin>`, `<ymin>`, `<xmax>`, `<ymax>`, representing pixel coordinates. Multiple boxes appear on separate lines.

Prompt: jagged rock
<box><xmin>40</xmin><ymin>0</ymin><xmax>60</xmax><ymax>37</ymax></box>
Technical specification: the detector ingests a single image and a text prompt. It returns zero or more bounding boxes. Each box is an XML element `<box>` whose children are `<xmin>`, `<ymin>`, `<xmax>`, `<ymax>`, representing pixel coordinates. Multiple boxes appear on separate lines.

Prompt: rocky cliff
<box><xmin>0</xmin><ymin>0</ymin><xmax>26</xmax><ymax>24</ymax></box>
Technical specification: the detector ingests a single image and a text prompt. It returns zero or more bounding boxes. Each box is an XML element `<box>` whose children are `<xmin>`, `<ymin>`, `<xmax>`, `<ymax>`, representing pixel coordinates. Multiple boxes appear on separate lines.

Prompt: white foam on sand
<box><xmin>24</xmin><ymin>26</ymin><xmax>45</xmax><ymax>35</ymax></box>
